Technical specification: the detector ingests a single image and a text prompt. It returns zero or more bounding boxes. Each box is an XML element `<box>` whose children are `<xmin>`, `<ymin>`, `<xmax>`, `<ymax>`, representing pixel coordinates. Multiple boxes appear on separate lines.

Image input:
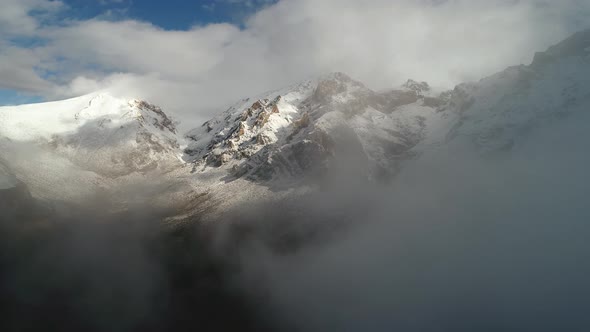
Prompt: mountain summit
<box><xmin>185</xmin><ymin>72</ymin><xmax>446</xmax><ymax>184</ymax></box>
<box><xmin>0</xmin><ymin>93</ymin><xmax>185</xmax><ymax>205</ymax></box>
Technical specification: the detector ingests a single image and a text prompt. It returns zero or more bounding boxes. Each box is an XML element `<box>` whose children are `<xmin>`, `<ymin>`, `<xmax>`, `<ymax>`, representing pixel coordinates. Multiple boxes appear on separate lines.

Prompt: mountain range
<box><xmin>1</xmin><ymin>29</ymin><xmax>589</xmax><ymax>223</ymax></box>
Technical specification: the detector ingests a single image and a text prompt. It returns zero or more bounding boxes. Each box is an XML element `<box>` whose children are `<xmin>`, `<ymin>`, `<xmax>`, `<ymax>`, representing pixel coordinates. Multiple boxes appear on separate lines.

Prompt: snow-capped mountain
<box><xmin>1</xmin><ymin>29</ymin><xmax>589</xmax><ymax>219</ymax></box>
<box><xmin>185</xmin><ymin>72</ymin><xmax>448</xmax><ymax>184</ymax></box>
<box><xmin>0</xmin><ymin>93</ymin><xmax>181</xmax><ymax>177</ymax></box>
<box><xmin>0</xmin><ymin>93</ymin><xmax>189</xmax><ymax>207</ymax></box>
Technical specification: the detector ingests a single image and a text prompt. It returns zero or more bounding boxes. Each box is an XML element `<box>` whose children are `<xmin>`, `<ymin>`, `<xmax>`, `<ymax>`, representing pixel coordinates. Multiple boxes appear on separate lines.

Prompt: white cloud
<box><xmin>2</xmin><ymin>0</ymin><xmax>590</xmax><ymax>127</ymax></box>
<box><xmin>41</xmin><ymin>20</ymin><xmax>240</xmax><ymax>80</ymax></box>
<box><xmin>0</xmin><ymin>47</ymin><xmax>53</xmax><ymax>92</ymax></box>
<box><xmin>0</xmin><ymin>0</ymin><xmax>63</xmax><ymax>36</ymax></box>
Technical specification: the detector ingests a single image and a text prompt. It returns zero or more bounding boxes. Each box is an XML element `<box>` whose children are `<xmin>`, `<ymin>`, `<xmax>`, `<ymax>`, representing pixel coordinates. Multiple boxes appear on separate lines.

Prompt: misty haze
<box><xmin>1</xmin><ymin>0</ymin><xmax>590</xmax><ymax>331</ymax></box>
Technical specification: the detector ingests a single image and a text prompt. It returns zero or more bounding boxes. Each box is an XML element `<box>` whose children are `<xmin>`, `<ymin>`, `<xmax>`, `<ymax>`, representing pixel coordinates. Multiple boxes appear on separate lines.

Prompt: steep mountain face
<box><xmin>185</xmin><ymin>73</ymin><xmax>449</xmax><ymax>184</ymax></box>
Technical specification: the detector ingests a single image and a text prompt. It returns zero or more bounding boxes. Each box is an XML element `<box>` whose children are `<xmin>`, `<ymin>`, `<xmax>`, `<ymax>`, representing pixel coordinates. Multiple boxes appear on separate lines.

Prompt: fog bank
<box><xmin>231</xmin><ymin>108</ymin><xmax>590</xmax><ymax>331</ymax></box>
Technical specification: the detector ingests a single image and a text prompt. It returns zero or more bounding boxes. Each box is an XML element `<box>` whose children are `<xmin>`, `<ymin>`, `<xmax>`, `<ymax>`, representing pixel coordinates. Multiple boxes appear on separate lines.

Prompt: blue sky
<box><xmin>0</xmin><ymin>89</ymin><xmax>44</xmax><ymax>106</ymax></box>
<box><xmin>60</xmin><ymin>0</ymin><xmax>278</xmax><ymax>29</ymax></box>
<box><xmin>1</xmin><ymin>0</ymin><xmax>278</xmax><ymax>105</ymax></box>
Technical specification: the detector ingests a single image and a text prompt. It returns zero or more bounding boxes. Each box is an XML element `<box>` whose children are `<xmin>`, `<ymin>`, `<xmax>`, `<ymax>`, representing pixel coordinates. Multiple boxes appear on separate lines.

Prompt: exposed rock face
<box><xmin>186</xmin><ymin>96</ymin><xmax>286</xmax><ymax>168</ymax></box>
<box><xmin>133</xmin><ymin>100</ymin><xmax>177</xmax><ymax>134</ymax></box>
<box><xmin>185</xmin><ymin>72</ymin><xmax>448</xmax><ymax>184</ymax></box>
<box><xmin>310</xmin><ymin>72</ymin><xmax>365</xmax><ymax>105</ymax></box>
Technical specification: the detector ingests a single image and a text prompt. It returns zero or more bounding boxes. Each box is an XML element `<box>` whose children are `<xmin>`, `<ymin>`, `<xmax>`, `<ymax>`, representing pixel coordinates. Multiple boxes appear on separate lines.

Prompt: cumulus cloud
<box><xmin>0</xmin><ymin>0</ymin><xmax>63</xmax><ymax>36</ymax></box>
<box><xmin>41</xmin><ymin>19</ymin><xmax>239</xmax><ymax>80</ymax></box>
<box><xmin>2</xmin><ymin>0</ymin><xmax>590</xmax><ymax>126</ymax></box>
<box><xmin>0</xmin><ymin>45</ymin><xmax>53</xmax><ymax>92</ymax></box>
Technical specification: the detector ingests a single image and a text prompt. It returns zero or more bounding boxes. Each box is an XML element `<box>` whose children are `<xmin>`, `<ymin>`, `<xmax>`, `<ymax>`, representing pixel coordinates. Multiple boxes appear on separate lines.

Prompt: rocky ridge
<box><xmin>185</xmin><ymin>73</ymin><xmax>449</xmax><ymax>183</ymax></box>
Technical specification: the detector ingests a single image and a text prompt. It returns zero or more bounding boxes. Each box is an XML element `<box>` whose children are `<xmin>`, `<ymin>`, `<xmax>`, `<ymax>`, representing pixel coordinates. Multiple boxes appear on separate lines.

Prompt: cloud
<box><xmin>229</xmin><ymin>106</ymin><xmax>590</xmax><ymax>331</ymax></box>
<box><xmin>2</xmin><ymin>0</ymin><xmax>590</xmax><ymax>127</ymax></box>
<box><xmin>0</xmin><ymin>0</ymin><xmax>63</xmax><ymax>36</ymax></box>
<box><xmin>41</xmin><ymin>19</ymin><xmax>240</xmax><ymax>80</ymax></box>
<box><xmin>0</xmin><ymin>49</ymin><xmax>51</xmax><ymax>92</ymax></box>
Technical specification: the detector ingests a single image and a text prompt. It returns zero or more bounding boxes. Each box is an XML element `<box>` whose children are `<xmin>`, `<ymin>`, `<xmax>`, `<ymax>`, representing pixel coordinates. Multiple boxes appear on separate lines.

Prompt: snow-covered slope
<box><xmin>442</xmin><ymin>29</ymin><xmax>590</xmax><ymax>152</ymax></box>
<box><xmin>185</xmin><ymin>73</ymin><xmax>449</xmax><ymax>184</ymax></box>
<box><xmin>0</xmin><ymin>93</ymin><xmax>182</xmax><ymax>177</ymax></box>
<box><xmin>0</xmin><ymin>93</ymin><xmax>188</xmax><ymax>206</ymax></box>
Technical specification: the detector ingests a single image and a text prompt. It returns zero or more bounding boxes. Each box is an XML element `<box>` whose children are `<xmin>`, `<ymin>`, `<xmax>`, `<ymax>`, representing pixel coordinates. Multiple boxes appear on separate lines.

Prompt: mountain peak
<box><xmin>184</xmin><ymin>71</ymin><xmax>447</xmax><ymax>184</ymax></box>
<box><xmin>0</xmin><ymin>93</ymin><xmax>181</xmax><ymax>178</ymax></box>
<box><xmin>317</xmin><ymin>72</ymin><xmax>356</xmax><ymax>82</ymax></box>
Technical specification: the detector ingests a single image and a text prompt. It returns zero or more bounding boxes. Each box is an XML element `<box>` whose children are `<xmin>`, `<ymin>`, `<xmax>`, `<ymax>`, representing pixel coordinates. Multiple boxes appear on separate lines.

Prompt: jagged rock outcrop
<box><xmin>185</xmin><ymin>72</ymin><xmax>447</xmax><ymax>183</ymax></box>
